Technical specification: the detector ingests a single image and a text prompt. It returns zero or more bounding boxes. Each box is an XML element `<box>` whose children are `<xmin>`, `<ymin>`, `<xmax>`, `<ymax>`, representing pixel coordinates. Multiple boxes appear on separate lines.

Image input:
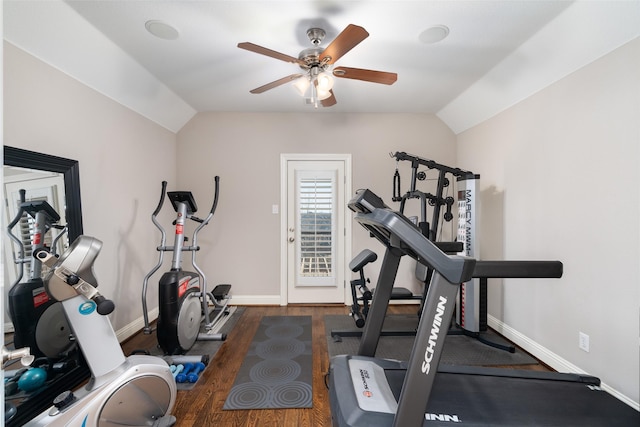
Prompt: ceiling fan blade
<box><xmin>238</xmin><ymin>42</ymin><xmax>307</xmax><ymax>67</ymax></box>
<box><xmin>333</xmin><ymin>66</ymin><xmax>397</xmax><ymax>85</ymax></box>
<box><xmin>319</xmin><ymin>24</ymin><xmax>369</xmax><ymax>65</ymax></box>
<box><xmin>249</xmin><ymin>74</ymin><xmax>305</xmax><ymax>94</ymax></box>
<box><xmin>321</xmin><ymin>90</ymin><xmax>337</xmax><ymax>107</ymax></box>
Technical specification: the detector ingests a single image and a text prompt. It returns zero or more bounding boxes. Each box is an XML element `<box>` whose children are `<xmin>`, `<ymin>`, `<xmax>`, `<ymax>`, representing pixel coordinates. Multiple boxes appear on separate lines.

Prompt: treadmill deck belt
<box><xmin>329</xmin><ymin>355</ymin><xmax>640</xmax><ymax>426</ymax></box>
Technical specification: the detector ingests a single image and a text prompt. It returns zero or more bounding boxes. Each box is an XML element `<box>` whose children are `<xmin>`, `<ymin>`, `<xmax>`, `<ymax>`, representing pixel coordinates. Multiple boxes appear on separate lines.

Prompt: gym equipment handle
<box><xmin>472</xmin><ymin>260</ymin><xmax>563</xmax><ymax>278</ymax></box>
<box><xmin>209</xmin><ymin>176</ymin><xmax>220</xmax><ymax>215</ymax></box>
<box><xmin>7</xmin><ymin>189</ymin><xmax>27</xmax><ymax>230</ymax></box>
<box><xmin>62</xmin><ymin>273</ymin><xmax>116</xmax><ymax>315</ymax></box>
<box><xmin>93</xmin><ymin>295</ymin><xmax>115</xmax><ymax>315</ymax></box>
<box><xmin>153</xmin><ymin>181</ymin><xmax>168</xmax><ymax>217</ymax></box>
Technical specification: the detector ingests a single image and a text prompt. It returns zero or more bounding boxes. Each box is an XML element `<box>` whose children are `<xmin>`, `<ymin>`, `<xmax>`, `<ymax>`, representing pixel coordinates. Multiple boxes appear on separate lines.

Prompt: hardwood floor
<box><xmin>119</xmin><ymin>304</ymin><xmax>547</xmax><ymax>427</ymax></box>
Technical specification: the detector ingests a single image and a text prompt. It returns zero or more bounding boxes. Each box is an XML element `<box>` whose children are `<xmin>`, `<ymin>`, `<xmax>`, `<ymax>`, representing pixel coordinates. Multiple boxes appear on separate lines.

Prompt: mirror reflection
<box><xmin>3</xmin><ymin>146</ymin><xmax>86</xmax><ymax>426</ymax></box>
<box><xmin>3</xmin><ymin>166</ymin><xmax>70</xmax><ymax>332</ymax></box>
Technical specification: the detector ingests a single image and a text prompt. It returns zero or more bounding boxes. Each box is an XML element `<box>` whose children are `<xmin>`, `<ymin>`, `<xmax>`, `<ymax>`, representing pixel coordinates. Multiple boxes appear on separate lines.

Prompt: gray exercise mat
<box><xmin>224</xmin><ymin>315</ymin><xmax>313</xmax><ymax>410</ymax></box>
<box><xmin>325</xmin><ymin>314</ymin><xmax>538</xmax><ymax>366</ymax></box>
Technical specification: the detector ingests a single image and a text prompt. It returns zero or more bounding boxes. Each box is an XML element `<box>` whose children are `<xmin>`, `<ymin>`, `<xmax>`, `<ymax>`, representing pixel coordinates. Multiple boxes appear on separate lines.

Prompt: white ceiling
<box><xmin>4</xmin><ymin>1</ymin><xmax>639</xmax><ymax>133</ymax></box>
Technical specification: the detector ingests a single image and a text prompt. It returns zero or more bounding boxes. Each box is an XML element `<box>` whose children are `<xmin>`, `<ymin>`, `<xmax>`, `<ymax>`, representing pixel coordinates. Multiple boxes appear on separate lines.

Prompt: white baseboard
<box><xmin>224</xmin><ymin>295</ymin><xmax>282</xmax><ymax>306</ymax></box>
<box><xmin>116</xmin><ymin>307</ymin><xmax>158</xmax><ymax>343</ymax></box>
<box><xmin>488</xmin><ymin>314</ymin><xmax>639</xmax><ymax>411</ymax></box>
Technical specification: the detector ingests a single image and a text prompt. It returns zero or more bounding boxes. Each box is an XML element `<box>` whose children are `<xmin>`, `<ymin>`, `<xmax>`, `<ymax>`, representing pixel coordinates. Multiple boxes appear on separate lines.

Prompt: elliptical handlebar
<box><xmin>7</xmin><ymin>190</ymin><xmax>27</xmax><ymax>287</ymax></box>
<box><xmin>209</xmin><ymin>176</ymin><xmax>220</xmax><ymax>216</ymax></box>
<box><xmin>190</xmin><ymin>176</ymin><xmax>220</xmax><ymax>224</ymax></box>
<box><xmin>7</xmin><ymin>189</ymin><xmax>27</xmax><ymax>230</ymax></box>
<box><xmin>153</xmin><ymin>181</ymin><xmax>168</xmax><ymax>217</ymax></box>
<box><xmin>191</xmin><ymin>175</ymin><xmax>220</xmax><ymax>249</ymax></box>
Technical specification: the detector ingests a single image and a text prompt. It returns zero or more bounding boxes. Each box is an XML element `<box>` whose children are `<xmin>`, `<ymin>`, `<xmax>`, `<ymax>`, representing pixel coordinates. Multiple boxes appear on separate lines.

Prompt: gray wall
<box><xmin>456</xmin><ymin>38</ymin><xmax>639</xmax><ymax>406</ymax></box>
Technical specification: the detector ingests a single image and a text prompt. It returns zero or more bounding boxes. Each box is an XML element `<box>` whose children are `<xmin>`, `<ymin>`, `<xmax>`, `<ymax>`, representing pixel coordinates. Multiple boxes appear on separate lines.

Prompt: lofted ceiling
<box><xmin>3</xmin><ymin>1</ymin><xmax>639</xmax><ymax>133</ymax></box>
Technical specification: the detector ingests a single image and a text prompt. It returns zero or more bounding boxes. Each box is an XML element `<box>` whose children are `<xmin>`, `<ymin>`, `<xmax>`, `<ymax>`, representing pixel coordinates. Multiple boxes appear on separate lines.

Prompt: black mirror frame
<box><xmin>4</xmin><ymin>146</ymin><xmax>84</xmax><ymax>242</ymax></box>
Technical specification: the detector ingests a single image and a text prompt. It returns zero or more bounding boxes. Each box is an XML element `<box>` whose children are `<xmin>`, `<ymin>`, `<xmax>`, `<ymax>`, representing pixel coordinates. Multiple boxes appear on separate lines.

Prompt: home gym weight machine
<box><xmin>328</xmin><ymin>188</ymin><xmax>640</xmax><ymax>426</ymax></box>
<box><xmin>335</xmin><ymin>152</ymin><xmax>470</xmax><ymax>340</ymax></box>
<box><xmin>141</xmin><ymin>178</ymin><xmax>232</xmax><ymax>355</ymax></box>
<box><xmin>344</xmin><ymin>152</ymin><xmax>512</xmax><ymax>351</ymax></box>
<box><xmin>26</xmin><ymin>236</ymin><xmax>177</xmax><ymax>426</ymax></box>
<box><xmin>5</xmin><ymin>190</ymin><xmax>90</xmax><ymax>426</ymax></box>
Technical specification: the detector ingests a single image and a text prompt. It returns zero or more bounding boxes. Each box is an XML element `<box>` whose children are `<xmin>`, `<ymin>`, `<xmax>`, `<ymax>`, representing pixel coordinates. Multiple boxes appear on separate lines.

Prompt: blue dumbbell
<box><xmin>187</xmin><ymin>362</ymin><xmax>206</xmax><ymax>383</ymax></box>
<box><xmin>176</xmin><ymin>363</ymin><xmax>193</xmax><ymax>383</ymax></box>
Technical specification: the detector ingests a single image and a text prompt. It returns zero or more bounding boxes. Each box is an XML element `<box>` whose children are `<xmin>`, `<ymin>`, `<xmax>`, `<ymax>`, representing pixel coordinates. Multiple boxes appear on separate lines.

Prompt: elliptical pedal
<box><xmin>212</xmin><ymin>284</ymin><xmax>231</xmax><ymax>299</ymax></box>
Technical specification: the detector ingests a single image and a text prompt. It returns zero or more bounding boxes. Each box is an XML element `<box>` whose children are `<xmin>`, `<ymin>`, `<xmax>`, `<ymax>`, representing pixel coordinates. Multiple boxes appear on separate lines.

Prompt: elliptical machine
<box><xmin>27</xmin><ymin>235</ymin><xmax>177</xmax><ymax>426</ymax></box>
<box><xmin>6</xmin><ymin>189</ymin><xmax>75</xmax><ymax>359</ymax></box>
<box><xmin>141</xmin><ymin>178</ymin><xmax>231</xmax><ymax>355</ymax></box>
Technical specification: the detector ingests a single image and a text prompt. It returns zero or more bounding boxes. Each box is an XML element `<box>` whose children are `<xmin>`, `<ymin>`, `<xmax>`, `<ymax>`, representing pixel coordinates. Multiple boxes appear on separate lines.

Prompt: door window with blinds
<box><xmin>296</xmin><ymin>169</ymin><xmax>337</xmax><ymax>286</ymax></box>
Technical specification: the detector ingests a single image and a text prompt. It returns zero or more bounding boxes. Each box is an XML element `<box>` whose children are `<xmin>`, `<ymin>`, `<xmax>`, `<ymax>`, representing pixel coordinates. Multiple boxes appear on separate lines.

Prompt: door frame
<box><xmin>280</xmin><ymin>153</ymin><xmax>352</xmax><ymax>306</ymax></box>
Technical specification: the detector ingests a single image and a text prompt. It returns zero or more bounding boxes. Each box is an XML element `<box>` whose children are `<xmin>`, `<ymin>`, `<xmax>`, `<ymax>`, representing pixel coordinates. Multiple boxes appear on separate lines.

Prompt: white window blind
<box><xmin>298</xmin><ymin>177</ymin><xmax>334</xmax><ymax>277</ymax></box>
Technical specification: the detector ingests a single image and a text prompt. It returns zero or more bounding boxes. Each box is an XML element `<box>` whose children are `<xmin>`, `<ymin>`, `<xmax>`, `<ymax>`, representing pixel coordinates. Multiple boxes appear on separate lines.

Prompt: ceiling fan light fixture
<box><xmin>316</xmin><ymin>72</ymin><xmax>334</xmax><ymax>91</ymax></box>
<box><xmin>292</xmin><ymin>76</ymin><xmax>311</xmax><ymax>96</ymax></box>
<box><xmin>316</xmin><ymin>88</ymin><xmax>332</xmax><ymax>101</ymax></box>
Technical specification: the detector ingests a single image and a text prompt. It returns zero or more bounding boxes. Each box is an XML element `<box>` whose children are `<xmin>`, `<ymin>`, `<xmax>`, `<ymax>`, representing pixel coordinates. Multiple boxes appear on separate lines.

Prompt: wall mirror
<box><xmin>3</xmin><ymin>146</ymin><xmax>84</xmax><ymax>333</ymax></box>
<box><xmin>1</xmin><ymin>146</ymin><xmax>89</xmax><ymax>427</ymax></box>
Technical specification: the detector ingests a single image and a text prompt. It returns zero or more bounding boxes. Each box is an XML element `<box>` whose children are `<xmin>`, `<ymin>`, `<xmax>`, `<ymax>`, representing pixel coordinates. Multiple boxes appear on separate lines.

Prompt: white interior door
<box><xmin>281</xmin><ymin>155</ymin><xmax>351</xmax><ymax>304</ymax></box>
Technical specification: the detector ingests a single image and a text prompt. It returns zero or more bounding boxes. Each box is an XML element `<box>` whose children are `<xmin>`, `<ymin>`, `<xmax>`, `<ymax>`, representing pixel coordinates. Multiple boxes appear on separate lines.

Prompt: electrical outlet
<box><xmin>579</xmin><ymin>332</ymin><xmax>590</xmax><ymax>352</ymax></box>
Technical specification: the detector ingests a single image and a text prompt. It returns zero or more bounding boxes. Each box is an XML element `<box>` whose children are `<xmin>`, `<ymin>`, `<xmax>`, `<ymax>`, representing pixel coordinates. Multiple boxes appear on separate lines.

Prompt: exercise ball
<box><xmin>18</xmin><ymin>367</ymin><xmax>47</xmax><ymax>392</ymax></box>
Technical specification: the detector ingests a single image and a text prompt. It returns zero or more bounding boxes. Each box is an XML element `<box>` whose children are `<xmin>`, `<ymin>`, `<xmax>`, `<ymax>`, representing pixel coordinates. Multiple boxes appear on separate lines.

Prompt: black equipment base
<box><xmin>329</xmin><ymin>355</ymin><xmax>640</xmax><ymax>426</ymax></box>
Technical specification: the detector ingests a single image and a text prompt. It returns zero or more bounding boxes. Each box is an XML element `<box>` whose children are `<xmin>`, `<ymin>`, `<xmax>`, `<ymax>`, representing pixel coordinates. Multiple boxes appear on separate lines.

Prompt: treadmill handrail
<box><xmin>473</xmin><ymin>260</ymin><xmax>563</xmax><ymax>278</ymax></box>
<box><xmin>354</xmin><ymin>208</ymin><xmax>476</xmax><ymax>284</ymax></box>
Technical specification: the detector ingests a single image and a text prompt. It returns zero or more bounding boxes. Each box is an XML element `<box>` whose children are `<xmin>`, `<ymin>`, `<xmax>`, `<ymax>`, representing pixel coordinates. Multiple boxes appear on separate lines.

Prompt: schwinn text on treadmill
<box><xmin>421</xmin><ymin>296</ymin><xmax>447</xmax><ymax>375</ymax></box>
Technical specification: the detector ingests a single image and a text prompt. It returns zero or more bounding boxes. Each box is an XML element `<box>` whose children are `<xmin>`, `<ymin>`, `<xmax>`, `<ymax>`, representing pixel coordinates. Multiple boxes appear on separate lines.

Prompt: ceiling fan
<box><xmin>238</xmin><ymin>24</ymin><xmax>397</xmax><ymax>107</ymax></box>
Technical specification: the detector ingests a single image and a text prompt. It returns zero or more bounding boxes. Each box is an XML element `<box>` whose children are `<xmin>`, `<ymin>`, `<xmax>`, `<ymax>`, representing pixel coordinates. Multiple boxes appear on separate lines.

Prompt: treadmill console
<box><xmin>348</xmin><ymin>189</ymin><xmax>389</xmax><ymax>213</ymax></box>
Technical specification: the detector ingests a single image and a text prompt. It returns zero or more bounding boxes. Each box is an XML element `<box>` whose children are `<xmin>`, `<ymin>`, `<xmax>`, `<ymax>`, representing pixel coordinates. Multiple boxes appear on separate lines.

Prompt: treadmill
<box><xmin>328</xmin><ymin>189</ymin><xmax>639</xmax><ymax>426</ymax></box>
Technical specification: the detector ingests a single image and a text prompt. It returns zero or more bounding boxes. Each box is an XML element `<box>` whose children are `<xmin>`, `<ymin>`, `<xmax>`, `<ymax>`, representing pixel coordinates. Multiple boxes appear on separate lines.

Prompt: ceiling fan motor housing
<box><xmin>306</xmin><ymin>28</ymin><xmax>326</xmax><ymax>45</ymax></box>
<box><xmin>298</xmin><ymin>47</ymin><xmax>325</xmax><ymax>70</ymax></box>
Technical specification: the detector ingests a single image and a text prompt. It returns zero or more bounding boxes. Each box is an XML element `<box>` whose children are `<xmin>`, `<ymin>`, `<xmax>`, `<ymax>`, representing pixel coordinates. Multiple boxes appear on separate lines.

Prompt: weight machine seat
<box><xmin>350</xmin><ymin>250</ymin><xmax>417</xmax><ymax>300</ymax></box>
<box><xmin>367</xmin><ymin>286</ymin><xmax>416</xmax><ymax>300</ymax></box>
<box><xmin>388</xmin><ymin>287</ymin><xmax>414</xmax><ymax>299</ymax></box>
<box><xmin>350</xmin><ymin>249</ymin><xmax>378</xmax><ymax>272</ymax></box>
